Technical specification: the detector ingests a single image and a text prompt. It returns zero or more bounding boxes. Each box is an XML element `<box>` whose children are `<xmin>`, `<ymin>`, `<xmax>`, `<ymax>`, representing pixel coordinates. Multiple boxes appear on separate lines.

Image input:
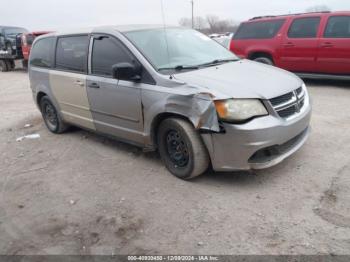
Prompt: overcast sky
<box><xmin>1</xmin><ymin>0</ymin><xmax>349</xmax><ymax>31</ymax></box>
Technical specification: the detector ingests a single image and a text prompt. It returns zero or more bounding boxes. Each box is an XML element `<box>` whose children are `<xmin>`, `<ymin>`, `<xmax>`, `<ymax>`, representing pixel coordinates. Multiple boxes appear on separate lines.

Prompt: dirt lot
<box><xmin>0</xmin><ymin>70</ymin><xmax>349</xmax><ymax>255</ymax></box>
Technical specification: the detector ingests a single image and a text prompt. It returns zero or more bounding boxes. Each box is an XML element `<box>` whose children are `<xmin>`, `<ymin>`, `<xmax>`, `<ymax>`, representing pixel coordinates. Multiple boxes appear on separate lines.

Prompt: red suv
<box><xmin>230</xmin><ymin>11</ymin><xmax>350</xmax><ymax>78</ymax></box>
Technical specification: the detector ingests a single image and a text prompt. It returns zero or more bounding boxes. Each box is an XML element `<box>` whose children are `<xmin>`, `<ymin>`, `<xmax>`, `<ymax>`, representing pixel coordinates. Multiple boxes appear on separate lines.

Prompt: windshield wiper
<box><xmin>158</xmin><ymin>59</ymin><xmax>238</xmax><ymax>72</ymax></box>
<box><xmin>158</xmin><ymin>65</ymin><xmax>199</xmax><ymax>72</ymax></box>
<box><xmin>197</xmin><ymin>58</ymin><xmax>239</xmax><ymax>68</ymax></box>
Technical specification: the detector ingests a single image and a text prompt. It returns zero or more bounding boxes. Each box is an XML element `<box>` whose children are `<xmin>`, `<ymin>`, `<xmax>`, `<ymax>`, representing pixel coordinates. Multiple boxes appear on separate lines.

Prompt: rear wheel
<box><xmin>253</xmin><ymin>57</ymin><xmax>274</xmax><ymax>66</ymax></box>
<box><xmin>0</xmin><ymin>60</ymin><xmax>8</xmax><ymax>72</ymax></box>
<box><xmin>157</xmin><ymin>118</ymin><xmax>209</xmax><ymax>179</ymax></box>
<box><xmin>40</xmin><ymin>96</ymin><xmax>69</xmax><ymax>134</ymax></box>
<box><xmin>22</xmin><ymin>60</ymin><xmax>28</xmax><ymax>70</ymax></box>
<box><xmin>5</xmin><ymin>60</ymin><xmax>14</xmax><ymax>71</ymax></box>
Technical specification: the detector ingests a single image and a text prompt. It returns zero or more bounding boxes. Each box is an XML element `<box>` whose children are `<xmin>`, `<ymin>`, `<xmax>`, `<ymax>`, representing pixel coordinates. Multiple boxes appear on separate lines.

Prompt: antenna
<box><xmin>160</xmin><ymin>0</ymin><xmax>171</xmax><ymax>67</ymax></box>
<box><xmin>190</xmin><ymin>0</ymin><xmax>194</xmax><ymax>29</ymax></box>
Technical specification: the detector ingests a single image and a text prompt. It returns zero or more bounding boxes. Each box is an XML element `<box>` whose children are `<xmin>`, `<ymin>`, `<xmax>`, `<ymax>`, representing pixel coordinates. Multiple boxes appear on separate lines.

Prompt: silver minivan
<box><xmin>29</xmin><ymin>25</ymin><xmax>311</xmax><ymax>179</ymax></box>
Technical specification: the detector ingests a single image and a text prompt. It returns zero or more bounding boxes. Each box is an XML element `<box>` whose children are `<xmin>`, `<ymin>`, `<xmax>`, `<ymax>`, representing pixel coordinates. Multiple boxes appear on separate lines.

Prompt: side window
<box><xmin>288</xmin><ymin>17</ymin><xmax>321</xmax><ymax>38</ymax></box>
<box><xmin>55</xmin><ymin>36</ymin><xmax>89</xmax><ymax>73</ymax></box>
<box><xmin>324</xmin><ymin>16</ymin><xmax>350</xmax><ymax>38</ymax></box>
<box><xmin>234</xmin><ymin>19</ymin><xmax>285</xmax><ymax>40</ymax></box>
<box><xmin>91</xmin><ymin>36</ymin><xmax>134</xmax><ymax>77</ymax></box>
<box><xmin>30</xmin><ymin>37</ymin><xmax>55</xmax><ymax>68</ymax></box>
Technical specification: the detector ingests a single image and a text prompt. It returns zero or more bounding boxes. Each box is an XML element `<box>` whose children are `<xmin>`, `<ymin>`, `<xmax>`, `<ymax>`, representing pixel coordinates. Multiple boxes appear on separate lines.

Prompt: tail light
<box><xmin>21</xmin><ymin>35</ymin><xmax>27</xmax><ymax>46</ymax></box>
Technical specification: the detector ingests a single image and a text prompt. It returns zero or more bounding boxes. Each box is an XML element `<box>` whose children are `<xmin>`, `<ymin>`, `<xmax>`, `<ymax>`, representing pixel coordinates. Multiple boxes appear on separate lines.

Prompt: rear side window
<box><xmin>324</xmin><ymin>16</ymin><xmax>350</xmax><ymax>38</ymax></box>
<box><xmin>234</xmin><ymin>19</ymin><xmax>285</xmax><ymax>39</ymax></box>
<box><xmin>4</xmin><ymin>28</ymin><xmax>28</xmax><ymax>37</ymax></box>
<box><xmin>288</xmin><ymin>17</ymin><xmax>321</xmax><ymax>38</ymax></box>
<box><xmin>30</xmin><ymin>37</ymin><xmax>55</xmax><ymax>68</ymax></box>
<box><xmin>55</xmin><ymin>36</ymin><xmax>89</xmax><ymax>73</ymax></box>
<box><xmin>92</xmin><ymin>36</ymin><xmax>134</xmax><ymax>77</ymax></box>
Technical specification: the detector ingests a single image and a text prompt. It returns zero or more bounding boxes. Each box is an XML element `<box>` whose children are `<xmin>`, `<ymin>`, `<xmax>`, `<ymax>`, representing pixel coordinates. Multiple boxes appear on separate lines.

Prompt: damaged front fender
<box><xmin>142</xmin><ymin>87</ymin><xmax>221</xmax><ymax>147</ymax></box>
<box><xmin>164</xmin><ymin>92</ymin><xmax>221</xmax><ymax>132</ymax></box>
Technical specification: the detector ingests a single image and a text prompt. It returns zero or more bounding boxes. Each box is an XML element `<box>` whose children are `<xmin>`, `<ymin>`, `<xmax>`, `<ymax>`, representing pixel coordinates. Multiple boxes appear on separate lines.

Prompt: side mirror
<box><xmin>112</xmin><ymin>62</ymin><xmax>142</xmax><ymax>82</ymax></box>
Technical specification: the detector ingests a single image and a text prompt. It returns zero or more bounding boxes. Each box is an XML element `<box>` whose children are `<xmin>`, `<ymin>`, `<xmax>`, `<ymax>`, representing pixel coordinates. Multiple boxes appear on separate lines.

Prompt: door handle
<box><xmin>88</xmin><ymin>83</ymin><xmax>100</xmax><ymax>89</ymax></box>
<box><xmin>283</xmin><ymin>42</ymin><xmax>295</xmax><ymax>47</ymax></box>
<box><xmin>321</xmin><ymin>42</ymin><xmax>333</xmax><ymax>48</ymax></box>
<box><xmin>74</xmin><ymin>80</ymin><xmax>84</xmax><ymax>87</ymax></box>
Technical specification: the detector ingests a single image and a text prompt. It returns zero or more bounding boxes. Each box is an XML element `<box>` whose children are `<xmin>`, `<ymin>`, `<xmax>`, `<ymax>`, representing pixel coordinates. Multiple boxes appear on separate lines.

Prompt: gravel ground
<box><xmin>0</xmin><ymin>70</ymin><xmax>349</xmax><ymax>255</ymax></box>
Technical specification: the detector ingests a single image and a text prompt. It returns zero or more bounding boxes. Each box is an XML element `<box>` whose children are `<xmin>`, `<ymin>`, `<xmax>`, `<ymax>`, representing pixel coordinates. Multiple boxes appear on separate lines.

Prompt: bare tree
<box><xmin>306</xmin><ymin>5</ymin><xmax>331</xmax><ymax>12</ymax></box>
<box><xmin>206</xmin><ymin>15</ymin><xmax>220</xmax><ymax>33</ymax></box>
<box><xmin>179</xmin><ymin>16</ymin><xmax>208</xmax><ymax>30</ymax></box>
<box><xmin>194</xmin><ymin>16</ymin><xmax>208</xmax><ymax>30</ymax></box>
<box><xmin>179</xmin><ymin>15</ymin><xmax>239</xmax><ymax>34</ymax></box>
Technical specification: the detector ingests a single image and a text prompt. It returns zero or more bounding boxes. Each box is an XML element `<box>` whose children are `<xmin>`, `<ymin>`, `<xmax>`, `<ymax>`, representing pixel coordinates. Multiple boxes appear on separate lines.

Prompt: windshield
<box><xmin>4</xmin><ymin>28</ymin><xmax>28</xmax><ymax>37</ymax></box>
<box><xmin>124</xmin><ymin>28</ymin><xmax>238</xmax><ymax>72</ymax></box>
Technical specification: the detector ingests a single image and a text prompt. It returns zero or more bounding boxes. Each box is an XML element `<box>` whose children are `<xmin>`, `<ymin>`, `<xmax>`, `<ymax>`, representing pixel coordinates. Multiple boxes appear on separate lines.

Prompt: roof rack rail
<box><xmin>249</xmin><ymin>11</ymin><xmax>331</xmax><ymax>20</ymax></box>
<box><xmin>249</xmin><ymin>16</ymin><xmax>276</xmax><ymax>20</ymax></box>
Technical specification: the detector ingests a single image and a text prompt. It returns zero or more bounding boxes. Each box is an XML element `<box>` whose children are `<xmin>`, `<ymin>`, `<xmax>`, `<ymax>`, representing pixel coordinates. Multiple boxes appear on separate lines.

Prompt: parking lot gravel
<box><xmin>0</xmin><ymin>70</ymin><xmax>349</xmax><ymax>255</ymax></box>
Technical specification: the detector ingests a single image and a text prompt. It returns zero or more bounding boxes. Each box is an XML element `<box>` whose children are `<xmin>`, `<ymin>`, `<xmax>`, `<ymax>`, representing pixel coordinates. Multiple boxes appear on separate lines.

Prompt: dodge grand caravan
<box><xmin>231</xmin><ymin>11</ymin><xmax>350</xmax><ymax>79</ymax></box>
<box><xmin>29</xmin><ymin>26</ymin><xmax>311</xmax><ymax>179</ymax></box>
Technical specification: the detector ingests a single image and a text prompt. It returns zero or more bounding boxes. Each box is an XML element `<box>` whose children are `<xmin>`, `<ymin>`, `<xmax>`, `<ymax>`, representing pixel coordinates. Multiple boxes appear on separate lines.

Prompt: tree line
<box><xmin>179</xmin><ymin>15</ymin><xmax>239</xmax><ymax>34</ymax></box>
<box><xmin>179</xmin><ymin>5</ymin><xmax>332</xmax><ymax>35</ymax></box>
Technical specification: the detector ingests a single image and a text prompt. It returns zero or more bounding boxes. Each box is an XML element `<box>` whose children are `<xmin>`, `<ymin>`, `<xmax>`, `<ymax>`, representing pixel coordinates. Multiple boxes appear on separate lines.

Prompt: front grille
<box><xmin>296</xmin><ymin>87</ymin><xmax>303</xmax><ymax>95</ymax></box>
<box><xmin>270</xmin><ymin>92</ymin><xmax>294</xmax><ymax>106</ymax></box>
<box><xmin>269</xmin><ymin>87</ymin><xmax>306</xmax><ymax>119</ymax></box>
<box><xmin>278</xmin><ymin>105</ymin><xmax>298</xmax><ymax>118</ymax></box>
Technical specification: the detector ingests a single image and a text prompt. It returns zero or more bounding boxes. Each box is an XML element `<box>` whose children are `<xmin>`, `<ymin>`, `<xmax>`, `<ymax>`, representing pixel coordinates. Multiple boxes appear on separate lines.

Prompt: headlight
<box><xmin>214</xmin><ymin>99</ymin><xmax>268</xmax><ymax>122</ymax></box>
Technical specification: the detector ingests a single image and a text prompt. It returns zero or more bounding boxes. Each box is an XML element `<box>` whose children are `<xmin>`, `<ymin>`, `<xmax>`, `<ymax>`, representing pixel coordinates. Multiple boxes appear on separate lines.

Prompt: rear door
<box><xmin>317</xmin><ymin>15</ymin><xmax>350</xmax><ymax>74</ymax></box>
<box><xmin>50</xmin><ymin>35</ymin><xmax>96</xmax><ymax>130</ymax></box>
<box><xmin>279</xmin><ymin>17</ymin><xmax>321</xmax><ymax>72</ymax></box>
<box><xmin>86</xmin><ymin>34</ymin><xmax>144</xmax><ymax>144</ymax></box>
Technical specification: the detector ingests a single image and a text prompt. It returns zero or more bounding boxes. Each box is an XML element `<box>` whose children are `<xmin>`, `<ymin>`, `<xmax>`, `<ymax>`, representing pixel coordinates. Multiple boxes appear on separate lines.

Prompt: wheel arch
<box><xmin>150</xmin><ymin>112</ymin><xmax>194</xmax><ymax>148</ymax></box>
<box><xmin>36</xmin><ymin>91</ymin><xmax>48</xmax><ymax>110</ymax></box>
<box><xmin>248</xmin><ymin>50</ymin><xmax>275</xmax><ymax>63</ymax></box>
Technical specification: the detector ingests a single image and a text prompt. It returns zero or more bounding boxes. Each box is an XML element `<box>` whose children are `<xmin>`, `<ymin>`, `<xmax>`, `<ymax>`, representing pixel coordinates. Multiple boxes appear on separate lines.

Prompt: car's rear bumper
<box><xmin>201</xmin><ymin>103</ymin><xmax>312</xmax><ymax>172</ymax></box>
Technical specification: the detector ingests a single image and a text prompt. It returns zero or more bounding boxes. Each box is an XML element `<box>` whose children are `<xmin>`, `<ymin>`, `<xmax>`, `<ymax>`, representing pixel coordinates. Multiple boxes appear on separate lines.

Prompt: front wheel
<box><xmin>0</xmin><ymin>60</ymin><xmax>8</xmax><ymax>72</ymax></box>
<box><xmin>157</xmin><ymin>118</ymin><xmax>210</xmax><ymax>179</ymax></box>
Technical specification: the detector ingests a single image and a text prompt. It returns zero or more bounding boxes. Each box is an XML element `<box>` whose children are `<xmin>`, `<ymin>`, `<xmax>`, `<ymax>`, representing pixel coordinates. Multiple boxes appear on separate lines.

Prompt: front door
<box><xmin>279</xmin><ymin>17</ymin><xmax>321</xmax><ymax>73</ymax></box>
<box><xmin>86</xmin><ymin>35</ymin><xmax>143</xmax><ymax>144</ymax></box>
<box><xmin>50</xmin><ymin>35</ymin><xmax>95</xmax><ymax>130</ymax></box>
<box><xmin>317</xmin><ymin>15</ymin><xmax>350</xmax><ymax>74</ymax></box>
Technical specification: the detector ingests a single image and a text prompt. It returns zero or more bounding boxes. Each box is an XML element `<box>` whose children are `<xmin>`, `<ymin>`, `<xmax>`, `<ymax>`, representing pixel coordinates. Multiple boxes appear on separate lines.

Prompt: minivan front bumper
<box><xmin>201</xmin><ymin>104</ymin><xmax>311</xmax><ymax>172</ymax></box>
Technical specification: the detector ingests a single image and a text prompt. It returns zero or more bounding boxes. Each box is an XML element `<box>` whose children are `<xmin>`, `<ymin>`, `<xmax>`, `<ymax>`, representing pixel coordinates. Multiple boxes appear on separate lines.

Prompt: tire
<box><xmin>253</xmin><ymin>57</ymin><xmax>274</xmax><ymax>66</ymax></box>
<box><xmin>22</xmin><ymin>60</ymin><xmax>28</xmax><ymax>70</ymax></box>
<box><xmin>157</xmin><ymin>118</ymin><xmax>209</xmax><ymax>179</ymax></box>
<box><xmin>0</xmin><ymin>60</ymin><xmax>8</xmax><ymax>72</ymax></box>
<box><xmin>5</xmin><ymin>60</ymin><xmax>14</xmax><ymax>71</ymax></box>
<box><xmin>40</xmin><ymin>96</ymin><xmax>69</xmax><ymax>134</ymax></box>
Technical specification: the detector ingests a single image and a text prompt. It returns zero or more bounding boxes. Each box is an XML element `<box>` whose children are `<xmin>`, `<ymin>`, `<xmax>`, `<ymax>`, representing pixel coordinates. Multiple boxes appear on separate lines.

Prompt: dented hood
<box><xmin>173</xmin><ymin>59</ymin><xmax>303</xmax><ymax>100</ymax></box>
